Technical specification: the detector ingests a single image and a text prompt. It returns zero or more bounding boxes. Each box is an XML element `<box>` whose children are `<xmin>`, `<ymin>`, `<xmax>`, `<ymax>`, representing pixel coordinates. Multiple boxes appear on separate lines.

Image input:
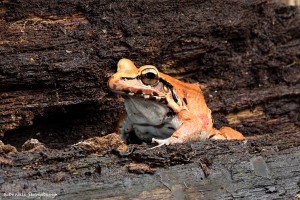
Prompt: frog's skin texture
<box><xmin>108</xmin><ymin>58</ymin><xmax>245</xmax><ymax>147</ymax></box>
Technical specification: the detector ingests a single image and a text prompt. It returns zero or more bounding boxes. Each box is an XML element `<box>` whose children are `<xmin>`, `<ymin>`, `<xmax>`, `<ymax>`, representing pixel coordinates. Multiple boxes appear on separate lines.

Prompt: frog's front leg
<box><xmin>152</xmin><ymin>110</ymin><xmax>208</xmax><ymax>147</ymax></box>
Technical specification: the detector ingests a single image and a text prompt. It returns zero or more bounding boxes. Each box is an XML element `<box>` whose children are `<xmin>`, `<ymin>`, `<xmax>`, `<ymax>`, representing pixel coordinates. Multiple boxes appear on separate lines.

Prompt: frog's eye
<box><xmin>141</xmin><ymin>68</ymin><xmax>159</xmax><ymax>86</ymax></box>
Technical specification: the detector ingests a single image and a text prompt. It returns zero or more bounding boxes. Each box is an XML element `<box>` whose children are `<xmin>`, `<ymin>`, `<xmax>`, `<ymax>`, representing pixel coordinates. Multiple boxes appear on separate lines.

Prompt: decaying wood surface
<box><xmin>1</xmin><ymin>132</ymin><xmax>300</xmax><ymax>199</ymax></box>
<box><xmin>0</xmin><ymin>0</ymin><xmax>300</xmax><ymax>199</ymax></box>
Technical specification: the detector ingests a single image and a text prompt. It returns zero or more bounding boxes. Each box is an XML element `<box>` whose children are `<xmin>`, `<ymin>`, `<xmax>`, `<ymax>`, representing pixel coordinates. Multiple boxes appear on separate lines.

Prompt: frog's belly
<box><xmin>123</xmin><ymin>96</ymin><xmax>182</xmax><ymax>142</ymax></box>
<box><xmin>132</xmin><ymin>116</ymin><xmax>182</xmax><ymax>142</ymax></box>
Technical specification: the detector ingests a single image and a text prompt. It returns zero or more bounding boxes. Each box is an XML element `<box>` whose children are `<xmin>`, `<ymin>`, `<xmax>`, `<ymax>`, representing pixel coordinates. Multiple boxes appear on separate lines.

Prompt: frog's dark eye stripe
<box><xmin>159</xmin><ymin>78</ymin><xmax>179</xmax><ymax>103</ymax></box>
<box><xmin>171</xmin><ymin>90</ymin><xmax>179</xmax><ymax>103</ymax></box>
<box><xmin>159</xmin><ymin>78</ymin><xmax>173</xmax><ymax>89</ymax></box>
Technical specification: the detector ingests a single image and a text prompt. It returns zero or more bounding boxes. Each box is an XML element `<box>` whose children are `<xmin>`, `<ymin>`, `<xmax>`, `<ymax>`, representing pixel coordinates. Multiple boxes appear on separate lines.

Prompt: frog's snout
<box><xmin>108</xmin><ymin>75</ymin><xmax>117</xmax><ymax>91</ymax></box>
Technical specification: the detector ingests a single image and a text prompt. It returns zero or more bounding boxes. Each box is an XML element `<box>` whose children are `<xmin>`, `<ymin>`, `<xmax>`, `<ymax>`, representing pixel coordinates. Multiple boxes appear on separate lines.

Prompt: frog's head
<box><xmin>108</xmin><ymin>58</ymin><xmax>184</xmax><ymax>111</ymax></box>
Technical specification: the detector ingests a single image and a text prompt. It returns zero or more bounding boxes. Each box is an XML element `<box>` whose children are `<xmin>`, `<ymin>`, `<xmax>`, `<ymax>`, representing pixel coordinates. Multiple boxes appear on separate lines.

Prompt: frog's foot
<box><xmin>210</xmin><ymin>127</ymin><xmax>245</xmax><ymax>140</ymax></box>
<box><xmin>150</xmin><ymin>137</ymin><xmax>183</xmax><ymax>149</ymax></box>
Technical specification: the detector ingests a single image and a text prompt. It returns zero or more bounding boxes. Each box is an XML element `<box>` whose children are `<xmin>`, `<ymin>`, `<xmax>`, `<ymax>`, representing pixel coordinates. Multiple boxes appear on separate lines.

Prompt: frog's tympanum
<box><xmin>108</xmin><ymin>58</ymin><xmax>245</xmax><ymax>147</ymax></box>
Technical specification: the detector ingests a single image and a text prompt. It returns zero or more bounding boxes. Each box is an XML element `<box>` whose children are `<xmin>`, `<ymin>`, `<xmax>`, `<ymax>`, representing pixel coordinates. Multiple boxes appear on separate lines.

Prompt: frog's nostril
<box><xmin>112</xmin><ymin>84</ymin><xmax>117</xmax><ymax>90</ymax></box>
<box><xmin>108</xmin><ymin>78</ymin><xmax>118</xmax><ymax>90</ymax></box>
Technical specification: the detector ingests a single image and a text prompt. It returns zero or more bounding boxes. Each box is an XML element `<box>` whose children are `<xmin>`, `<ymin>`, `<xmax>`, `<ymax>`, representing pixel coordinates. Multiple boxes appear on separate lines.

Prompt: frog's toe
<box><xmin>151</xmin><ymin>138</ymin><xmax>170</xmax><ymax>149</ymax></box>
<box><xmin>150</xmin><ymin>137</ymin><xmax>183</xmax><ymax>149</ymax></box>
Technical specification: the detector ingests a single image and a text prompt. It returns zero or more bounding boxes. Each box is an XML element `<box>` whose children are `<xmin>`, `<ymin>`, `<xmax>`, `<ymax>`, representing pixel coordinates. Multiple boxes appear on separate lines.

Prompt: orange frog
<box><xmin>108</xmin><ymin>58</ymin><xmax>245</xmax><ymax>147</ymax></box>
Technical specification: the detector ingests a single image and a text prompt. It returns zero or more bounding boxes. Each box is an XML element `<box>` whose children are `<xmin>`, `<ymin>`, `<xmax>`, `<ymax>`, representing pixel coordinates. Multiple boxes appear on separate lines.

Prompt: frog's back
<box><xmin>182</xmin><ymin>83</ymin><xmax>211</xmax><ymax>116</ymax></box>
<box><xmin>160</xmin><ymin>73</ymin><xmax>209</xmax><ymax>114</ymax></box>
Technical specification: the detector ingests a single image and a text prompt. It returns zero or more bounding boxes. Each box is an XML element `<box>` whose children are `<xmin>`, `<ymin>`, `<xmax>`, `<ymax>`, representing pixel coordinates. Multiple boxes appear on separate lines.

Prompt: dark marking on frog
<box><xmin>183</xmin><ymin>97</ymin><xmax>188</xmax><ymax>105</ymax></box>
<box><xmin>136</xmin><ymin>89</ymin><xmax>143</xmax><ymax>95</ymax></box>
<box><xmin>150</xmin><ymin>96</ymin><xmax>157</xmax><ymax>101</ymax></box>
<box><xmin>159</xmin><ymin>78</ymin><xmax>179</xmax><ymax>103</ymax></box>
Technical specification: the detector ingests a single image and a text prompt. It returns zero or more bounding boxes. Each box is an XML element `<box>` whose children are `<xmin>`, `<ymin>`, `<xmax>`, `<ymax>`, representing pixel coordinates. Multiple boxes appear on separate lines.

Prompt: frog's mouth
<box><xmin>116</xmin><ymin>90</ymin><xmax>167</xmax><ymax>104</ymax></box>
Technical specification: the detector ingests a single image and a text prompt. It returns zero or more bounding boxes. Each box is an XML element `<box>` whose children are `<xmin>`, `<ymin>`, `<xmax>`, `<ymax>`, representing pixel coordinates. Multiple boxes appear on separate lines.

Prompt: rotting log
<box><xmin>1</xmin><ymin>132</ymin><xmax>300</xmax><ymax>199</ymax></box>
<box><xmin>0</xmin><ymin>0</ymin><xmax>300</xmax><ymax>199</ymax></box>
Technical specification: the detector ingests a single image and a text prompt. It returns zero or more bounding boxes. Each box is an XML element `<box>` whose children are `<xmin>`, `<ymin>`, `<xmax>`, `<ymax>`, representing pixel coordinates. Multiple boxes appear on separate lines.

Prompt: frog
<box><xmin>108</xmin><ymin>58</ymin><xmax>245</xmax><ymax>147</ymax></box>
